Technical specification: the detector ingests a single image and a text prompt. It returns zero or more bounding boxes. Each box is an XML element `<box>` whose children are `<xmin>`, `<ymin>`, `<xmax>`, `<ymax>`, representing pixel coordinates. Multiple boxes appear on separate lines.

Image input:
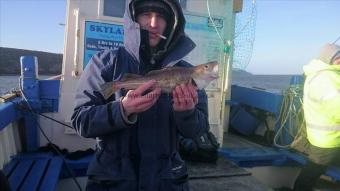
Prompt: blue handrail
<box><xmin>0</xmin><ymin>98</ymin><xmax>23</xmax><ymax>131</ymax></box>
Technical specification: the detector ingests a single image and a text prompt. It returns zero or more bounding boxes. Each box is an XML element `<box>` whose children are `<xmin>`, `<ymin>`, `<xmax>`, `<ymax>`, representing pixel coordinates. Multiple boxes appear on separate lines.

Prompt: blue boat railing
<box><xmin>0</xmin><ymin>56</ymin><xmax>65</xmax><ymax>191</ymax></box>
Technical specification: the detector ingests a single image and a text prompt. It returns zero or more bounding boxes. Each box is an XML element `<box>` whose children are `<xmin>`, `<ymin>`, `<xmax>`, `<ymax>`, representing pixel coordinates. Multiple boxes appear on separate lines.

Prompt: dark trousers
<box><xmin>293</xmin><ymin>161</ymin><xmax>327</xmax><ymax>191</ymax></box>
<box><xmin>0</xmin><ymin>170</ymin><xmax>11</xmax><ymax>191</ymax></box>
<box><xmin>293</xmin><ymin>144</ymin><xmax>340</xmax><ymax>191</ymax></box>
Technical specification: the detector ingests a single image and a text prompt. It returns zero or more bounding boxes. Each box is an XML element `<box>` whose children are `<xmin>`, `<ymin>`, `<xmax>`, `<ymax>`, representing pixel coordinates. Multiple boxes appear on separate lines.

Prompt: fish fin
<box><xmin>189</xmin><ymin>78</ymin><xmax>196</xmax><ymax>86</ymax></box>
<box><xmin>121</xmin><ymin>73</ymin><xmax>142</xmax><ymax>81</ymax></box>
<box><xmin>145</xmin><ymin>67</ymin><xmax>178</xmax><ymax>76</ymax></box>
<box><xmin>100</xmin><ymin>82</ymin><xmax>120</xmax><ymax>100</ymax></box>
<box><xmin>145</xmin><ymin>70</ymin><xmax>162</xmax><ymax>75</ymax></box>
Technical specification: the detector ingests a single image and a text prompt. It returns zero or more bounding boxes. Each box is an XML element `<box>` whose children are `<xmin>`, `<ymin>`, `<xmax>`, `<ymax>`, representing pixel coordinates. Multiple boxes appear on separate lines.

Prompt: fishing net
<box><xmin>233</xmin><ymin>0</ymin><xmax>257</xmax><ymax>70</ymax></box>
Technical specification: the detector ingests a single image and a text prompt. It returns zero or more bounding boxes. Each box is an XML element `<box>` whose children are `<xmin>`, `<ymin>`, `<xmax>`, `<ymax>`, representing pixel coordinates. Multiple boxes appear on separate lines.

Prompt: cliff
<box><xmin>0</xmin><ymin>47</ymin><xmax>62</xmax><ymax>75</ymax></box>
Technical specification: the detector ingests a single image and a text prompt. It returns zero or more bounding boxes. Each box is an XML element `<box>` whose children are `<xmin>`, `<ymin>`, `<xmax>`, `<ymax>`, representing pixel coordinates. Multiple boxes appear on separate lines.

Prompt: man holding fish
<box><xmin>71</xmin><ymin>0</ymin><xmax>218</xmax><ymax>190</ymax></box>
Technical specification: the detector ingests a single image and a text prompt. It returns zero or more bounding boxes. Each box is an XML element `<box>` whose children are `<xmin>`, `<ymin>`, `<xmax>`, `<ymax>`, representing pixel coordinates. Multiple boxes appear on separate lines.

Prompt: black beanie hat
<box><xmin>133</xmin><ymin>1</ymin><xmax>173</xmax><ymax>22</ymax></box>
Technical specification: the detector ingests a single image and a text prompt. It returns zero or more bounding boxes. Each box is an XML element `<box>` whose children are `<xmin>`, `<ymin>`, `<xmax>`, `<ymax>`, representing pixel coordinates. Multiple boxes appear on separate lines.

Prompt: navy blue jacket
<box><xmin>71</xmin><ymin>0</ymin><xmax>210</xmax><ymax>190</ymax></box>
<box><xmin>71</xmin><ymin>47</ymin><xmax>209</xmax><ymax>191</ymax></box>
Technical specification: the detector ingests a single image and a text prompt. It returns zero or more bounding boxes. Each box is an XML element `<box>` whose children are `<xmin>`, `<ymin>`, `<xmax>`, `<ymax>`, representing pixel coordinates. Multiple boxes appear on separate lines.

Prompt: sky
<box><xmin>0</xmin><ymin>0</ymin><xmax>340</xmax><ymax>75</ymax></box>
<box><xmin>0</xmin><ymin>0</ymin><xmax>66</xmax><ymax>54</ymax></box>
<box><xmin>248</xmin><ymin>0</ymin><xmax>340</xmax><ymax>74</ymax></box>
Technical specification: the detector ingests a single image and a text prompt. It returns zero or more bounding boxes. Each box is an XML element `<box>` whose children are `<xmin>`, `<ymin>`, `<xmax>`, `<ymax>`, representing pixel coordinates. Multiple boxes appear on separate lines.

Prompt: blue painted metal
<box><xmin>224</xmin><ymin>85</ymin><xmax>287</xmax><ymax>166</ymax></box>
<box><xmin>3</xmin><ymin>159</ymin><xmax>19</xmax><ymax>177</ymax></box>
<box><xmin>279</xmin><ymin>149</ymin><xmax>307</xmax><ymax>166</ymax></box>
<box><xmin>0</xmin><ymin>98</ymin><xmax>23</xmax><ymax>130</ymax></box>
<box><xmin>21</xmin><ymin>159</ymin><xmax>49</xmax><ymax>191</ymax></box>
<box><xmin>289</xmin><ymin>75</ymin><xmax>305</xmax><ymax>85</ymax></box>
<box><xmin>39</xmin><ymin>79</ymin><xmax>60</xmax><ymax>112</ymax></box>
<box><xmin>225</xmin><ymin>99</ymin><xmax>239</xmax><ymax>106</ymax></box>
<box><xmin>17</xmin><ymin>57</ymin><xmax>61</xmax><ymax>150</ymax></box>
<box><xmin>22</xmin><ymin>111</ymin><xmax>39</xmax><ymax>152</ymax></box>
<box><xmin>20</xmin><ymin>56</ymin><xmax>40</xmax><ymax>109</ymax></box>
<box><xmin>1</xmin><ymin>55</ymin><xmax>62</xmax><ymax>191</ymax></box>
<box><xmin>39</xmin><ymin>157</ymin><xmax>63</xmax><ymax>191</ymax></box>
<box><xmin>15</xmin><ymin>152</ymin><xmax>54</xmax><ymax>159</ymax></box>
<box><xmin>21</xmin><ymin>56</ymin><xmax>40</xmax><ymax>151</ymax></box>
<box><xmin>3</xmin><ymin>153</ymin><xmax>63</xmax><ymax>191</ymax></box>
<box><xmin>230</xmin><ymin>85</ymin><xmax>283</xmax><ymax>115</ymax></box>
<box><xmin>230</xmin><ymin>107</ymin><xmax>260</xmax><ymax>136</ymax></box>
<box><xmin>8</xmin><ymin>159</ymin><xmax>34</xmax><ymax>190</ymax></box>
<box><xmin>1</xmin><ymin>67</ymin><xmax>60</xmax><ymax>150</ymax></box>
<box><xmin>219</xmin><ymin>148</ymin><xmax>286</xmax><ymax>167</ymax></box>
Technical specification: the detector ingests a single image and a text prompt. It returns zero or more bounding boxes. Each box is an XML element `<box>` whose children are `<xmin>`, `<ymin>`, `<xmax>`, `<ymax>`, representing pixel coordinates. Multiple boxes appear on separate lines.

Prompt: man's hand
<box><xmin>122</xmin><ymin>80</ymin><xmax>161</xmax><ymax>116</ymax></box>
<box><xmin>172</xmin><ymin>83</ymin><xmax>198</xmax><ymax>112</ymax></box>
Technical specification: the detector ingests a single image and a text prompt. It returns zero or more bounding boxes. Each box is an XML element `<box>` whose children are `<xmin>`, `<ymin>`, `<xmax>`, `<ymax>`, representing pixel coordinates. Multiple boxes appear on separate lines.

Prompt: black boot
<box><xmin>293</xmin><ymin>161</ymin><xmax>327</xmax><ymax>191</ymax></box>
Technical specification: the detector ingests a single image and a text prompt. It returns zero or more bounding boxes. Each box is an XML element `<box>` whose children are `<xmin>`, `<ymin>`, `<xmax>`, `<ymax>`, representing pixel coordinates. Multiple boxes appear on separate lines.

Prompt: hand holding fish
<box><xmin>121</xmin><ymin>80</ymin><xmax>161</xmax><ymax>116</ymax></box>
<box><xmin>172</xmin><ymin>83</ymin><xmax>198</xmax><ymax>111</ymax></box>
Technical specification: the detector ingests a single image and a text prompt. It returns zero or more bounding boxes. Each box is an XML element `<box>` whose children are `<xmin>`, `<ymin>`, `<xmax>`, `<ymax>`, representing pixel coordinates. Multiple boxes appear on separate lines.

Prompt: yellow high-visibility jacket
<box><xmin>303</xmin><ymin>59</ymin><xmax>340</xmax><ymax>148</ymax></box>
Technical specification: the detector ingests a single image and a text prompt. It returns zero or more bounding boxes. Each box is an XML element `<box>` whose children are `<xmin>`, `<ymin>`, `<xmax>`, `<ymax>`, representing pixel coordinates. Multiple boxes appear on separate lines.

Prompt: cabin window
<box><xmin>103</xmin><ymin>0</ymin><xmax>126</xmax><ymax>18</ymax></box>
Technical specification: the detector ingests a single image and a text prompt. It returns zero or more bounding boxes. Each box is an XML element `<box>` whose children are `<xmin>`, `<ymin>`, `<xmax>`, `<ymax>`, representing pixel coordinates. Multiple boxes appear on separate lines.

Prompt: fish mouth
<box><xmin>210</xmin><ymin>74</ymin><xmax>219</xmax><ymax>79</ymax></box>
<box><xmin>203</xmin><ymin>75</ymin><xmax>219</xmax><ymax>82</ymax></box>
<box><xmin>212</xmin><ymin>64</ymin><xmax>219</xmax><ymax>73</ymax></box>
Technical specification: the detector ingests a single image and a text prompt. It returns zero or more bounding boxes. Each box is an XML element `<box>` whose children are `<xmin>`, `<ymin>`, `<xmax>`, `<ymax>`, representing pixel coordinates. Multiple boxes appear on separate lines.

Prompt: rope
<box><xmin>273</xmin><ymin>84</ymin><xmax>305</xmax><ymax>148</ymax></box>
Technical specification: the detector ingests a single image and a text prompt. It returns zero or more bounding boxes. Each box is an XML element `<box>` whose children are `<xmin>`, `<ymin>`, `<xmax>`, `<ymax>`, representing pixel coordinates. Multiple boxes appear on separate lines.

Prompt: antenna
<box><xmin>333</xmin><ymin>34</ymin><xmax>340</xmax><ymax>44</ymax></box>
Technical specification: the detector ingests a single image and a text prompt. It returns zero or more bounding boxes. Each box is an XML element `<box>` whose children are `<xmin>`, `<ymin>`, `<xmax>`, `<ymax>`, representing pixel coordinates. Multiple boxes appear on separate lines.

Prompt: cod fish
<box><xmin>101</xmin><ymin>61</ymin><xmax>219</xmax><ymax>99</ymax></box>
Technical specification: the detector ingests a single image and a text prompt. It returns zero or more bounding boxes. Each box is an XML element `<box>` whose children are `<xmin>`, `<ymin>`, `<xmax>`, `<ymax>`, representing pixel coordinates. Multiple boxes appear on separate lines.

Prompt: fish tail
<box><xmin>101</xmin><ymin>82</ymin><xmax>121</xmax><ymax>100</ymax></box>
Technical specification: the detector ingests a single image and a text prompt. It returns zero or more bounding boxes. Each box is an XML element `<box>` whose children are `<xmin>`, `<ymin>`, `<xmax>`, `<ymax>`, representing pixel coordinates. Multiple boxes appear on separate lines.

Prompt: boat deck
<box><xmin>187</xmin><ymin>157</ymin><xmax>271</xmax><ymax>191</ymax></box>
<box><xmin>221</xmin><ymin>133</ymin><xmax>340</xmax><ymax>191</ymax></box>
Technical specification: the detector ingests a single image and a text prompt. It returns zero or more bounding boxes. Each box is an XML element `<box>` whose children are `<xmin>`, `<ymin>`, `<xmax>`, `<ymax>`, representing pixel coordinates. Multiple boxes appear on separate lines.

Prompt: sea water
<box><xmin>0</xmin><ymin>75</ymin><xmax>53</xmax><ymax>95</ymax></box>
<box><xmin>231</xmin><ymin>74</ymin><xmax>294</xmax><ymax>93</ymax></box>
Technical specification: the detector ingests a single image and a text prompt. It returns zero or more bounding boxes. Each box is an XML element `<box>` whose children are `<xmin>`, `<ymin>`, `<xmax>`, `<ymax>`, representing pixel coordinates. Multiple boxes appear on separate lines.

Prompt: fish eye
<box><xmin>204</xmin><ymin>65</ymin><xmax>209</xmax><ymax>69</ymax></box>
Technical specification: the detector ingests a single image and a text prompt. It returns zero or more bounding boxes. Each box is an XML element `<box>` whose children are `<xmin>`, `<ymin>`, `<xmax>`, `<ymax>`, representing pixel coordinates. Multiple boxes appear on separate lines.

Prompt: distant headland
<box><xmin>0</xmin><ymin>47</ymin><xmax>62</xmax><ymax>75</ymax></box>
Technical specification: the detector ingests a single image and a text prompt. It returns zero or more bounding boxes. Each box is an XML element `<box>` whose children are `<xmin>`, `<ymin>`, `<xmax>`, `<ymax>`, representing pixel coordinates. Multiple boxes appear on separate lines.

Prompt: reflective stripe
<box><xmin>308</xmin><ymin>89</ymin><xmax>340</xmax><ymax>103</ymax></box>
<box><xmin>306</xmin><ymin>68</ymin><xmax>340</xmax><ymax>103</ymax></box>
<box><xmin>307</xmin><ymin>122</ymin><xmax>340</xmax><ymax>131</ymax></box>
<box><xmin>320</xmin><ymin>89</ymin><xmax>340</xmax><ymax>101</ymax></box>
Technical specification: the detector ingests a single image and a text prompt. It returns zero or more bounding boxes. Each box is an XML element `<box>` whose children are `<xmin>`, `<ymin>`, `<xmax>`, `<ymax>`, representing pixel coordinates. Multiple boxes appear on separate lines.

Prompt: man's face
<box><xmin>137</xmin><ymin>12</ymin><xmax>167</xmax><ymax>48</ymax></box>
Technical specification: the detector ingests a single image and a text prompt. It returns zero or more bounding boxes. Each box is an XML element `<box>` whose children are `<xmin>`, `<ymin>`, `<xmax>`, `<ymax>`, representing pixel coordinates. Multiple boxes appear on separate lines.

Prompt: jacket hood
<box><xmin>304</xmin><ymin>59</ymin><xmax>340</xmax><ymax>76</ymax></box>
<box><xmin>123</xmin><ymin>0</ymin><xmax>189</xmax><ymax>65</ymax></box>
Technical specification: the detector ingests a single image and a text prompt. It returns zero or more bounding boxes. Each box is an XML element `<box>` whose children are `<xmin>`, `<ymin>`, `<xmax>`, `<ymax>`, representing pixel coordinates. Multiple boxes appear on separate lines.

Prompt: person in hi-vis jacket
<box><xmin>293</xmin><ymin>43</ymin><xmax>340</xmax><ymax>191</ymax></box>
